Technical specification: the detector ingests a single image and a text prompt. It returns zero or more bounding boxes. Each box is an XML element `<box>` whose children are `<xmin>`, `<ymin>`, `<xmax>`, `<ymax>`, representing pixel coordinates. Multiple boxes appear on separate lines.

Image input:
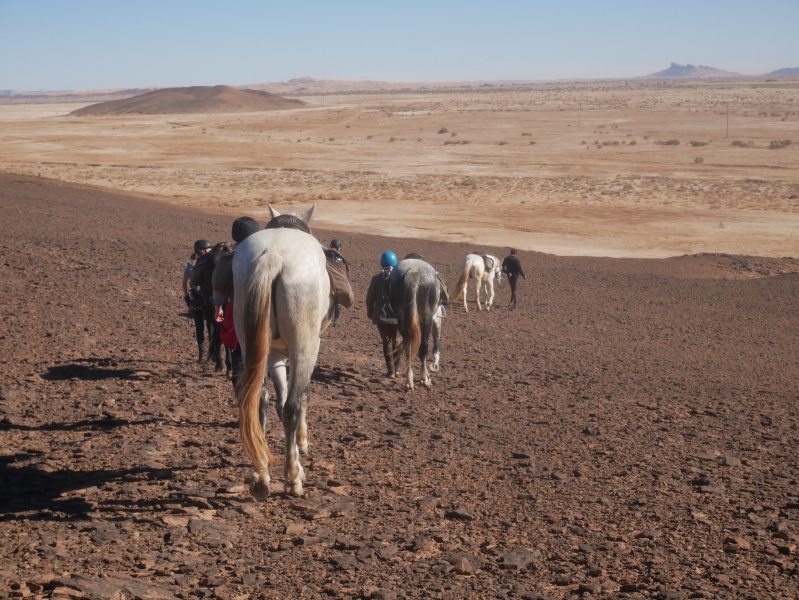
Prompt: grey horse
<box><xmin>389</xmin><ymin>258</ymin><xmax>443</xmax><ymax>390</ymax></box>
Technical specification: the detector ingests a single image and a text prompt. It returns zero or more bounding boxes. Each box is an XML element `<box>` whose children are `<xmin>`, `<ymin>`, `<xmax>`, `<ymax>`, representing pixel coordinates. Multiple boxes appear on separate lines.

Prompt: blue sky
<box><xmin>1</xmin><ymin>1</ymin><xmax>797</xmax><ymax>90</ymax></box>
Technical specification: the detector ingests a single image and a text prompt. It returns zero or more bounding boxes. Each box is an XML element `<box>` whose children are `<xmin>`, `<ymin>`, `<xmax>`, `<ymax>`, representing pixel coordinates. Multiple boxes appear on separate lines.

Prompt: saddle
<box><xmin>391</xmin><ymin>255</ymin><xmax>451</xmax><ymax>304</ymax></box>
<box><xmin>472</xmin><ymin>252</ymin><xmax>495</xmax><ymax>272</ymax></box>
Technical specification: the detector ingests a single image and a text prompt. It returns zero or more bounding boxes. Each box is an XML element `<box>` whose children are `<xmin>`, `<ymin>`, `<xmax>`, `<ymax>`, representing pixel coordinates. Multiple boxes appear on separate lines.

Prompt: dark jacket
<box><xmin>501</xmin><ymin>255</ymin><xmax>525</xmax><ymax>278</ymax></box>
<box><xmin>365</xmin><ymin>271</ymin><xmax>397</xmax><ymax>325</ymax></box>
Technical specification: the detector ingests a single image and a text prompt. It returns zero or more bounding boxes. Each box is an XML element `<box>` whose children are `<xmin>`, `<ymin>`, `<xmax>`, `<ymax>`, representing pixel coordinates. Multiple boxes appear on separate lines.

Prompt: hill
<box><xmin>68</xmin><ymin>85</ymin><xmax>305</xmax><ymax>116</ymax></box>
<box><xmin>642</xmin><ymin>63</ymin><xmax>740</xmax><ymax>79</ymax></box>
<box><xmin>766</xmin><ymin>67</ymin><xmax>799</xmax><ymax>76</ymax></box>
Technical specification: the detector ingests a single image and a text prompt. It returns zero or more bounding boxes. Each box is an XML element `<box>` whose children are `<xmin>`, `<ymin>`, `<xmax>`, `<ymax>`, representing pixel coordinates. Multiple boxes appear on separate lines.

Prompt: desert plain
<box><xmin>1</xmin><ymin>78</ymin><xmax>798</xmax><ymax>258</ymax></box>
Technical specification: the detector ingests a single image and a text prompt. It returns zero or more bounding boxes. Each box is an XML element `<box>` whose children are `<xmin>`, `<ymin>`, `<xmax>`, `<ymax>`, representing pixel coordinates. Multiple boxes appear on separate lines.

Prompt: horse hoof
<box><xmin>298</xmin><ymin>443</ymin><xmax>309</xmax><ymax>456</ymax></box>
<box><xmin>249</xmin><ymin>479</ymin><xmax>270</xmax><ymax>502</ymax></box>
<box><xmin>285</xmin><ymin>481</ymin><xmax>304</xmax><ymax>497</ymax></box>
<box><xmin>429</xmin><ymin>364</ymin><xmax>439</xmax><ymax>372</ymax></box>
<box><xmin>423</xmin><ymin>380</ymin><xmax>432</xmax><ymax>389</ymax></box>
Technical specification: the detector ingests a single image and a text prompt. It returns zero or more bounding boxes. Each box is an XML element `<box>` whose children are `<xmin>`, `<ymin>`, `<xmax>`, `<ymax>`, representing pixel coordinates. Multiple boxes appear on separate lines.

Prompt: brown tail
<box><xmin>238</xmin><ymin>250</ymin><xmax>281</xmax><ymax>473</ymax></box>
<box><xmin>453</xmin><ymin>267</ymin><xmax>469</xmax><ymax>301</ymax></box>
<box><xmin>400</xmin><ymin>284</ymin><xmax>422</xmax><ymax>363</ymax></box>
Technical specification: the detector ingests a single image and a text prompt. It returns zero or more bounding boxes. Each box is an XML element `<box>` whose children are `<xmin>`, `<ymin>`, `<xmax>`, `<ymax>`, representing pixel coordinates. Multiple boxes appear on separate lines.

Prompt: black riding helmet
<box><xmin>194</xmin><ymin>239</ymin><xmax>212</xmax><ymax>253</ymax></box>
<box><xmin>232</xmin><ymin>216</ymin><xmax>260</xmax><ymax>243</ymax></box>
<box><xmin>330</xmin><ymin>238</ymin><xmax>342</xmax><ymax>249</ymax></box>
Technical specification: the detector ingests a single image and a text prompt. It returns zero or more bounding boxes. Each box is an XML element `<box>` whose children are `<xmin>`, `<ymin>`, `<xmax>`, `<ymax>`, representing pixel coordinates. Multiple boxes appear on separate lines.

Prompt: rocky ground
<box><xmin>1</xmin><ymin>172</ymin><xmax>798</xmax><ymax>599</ymax></box>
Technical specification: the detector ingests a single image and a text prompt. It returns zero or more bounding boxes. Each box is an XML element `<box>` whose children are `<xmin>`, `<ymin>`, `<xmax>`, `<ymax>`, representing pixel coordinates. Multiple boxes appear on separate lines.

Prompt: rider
<box><xmin>327</xmin><ymin>238</ymin><xmax>347</xmax><ymax>327</ymax></box>
<box><xmin>501</xmin><ymin>248</ymin><xmax>526</xmax><ymax>310</ymax></box>
<box><xmin>214</xmin><ymin>217</ymin><xmax>260</xmax><ymax>391</ymax></box>
<box><xmin>231</xmin><ymin>216</ymin><xmax>259</xmax><ymax>248</ymax></box>
<box><xmin>183</xmin><ymin>239</ymin><xmax>213</xmax><ymax>362</ymax></box>
<box><xmin>365</xmin><ymin>251</ymin><xmax>402</xmax><ymax>377</ymax></box>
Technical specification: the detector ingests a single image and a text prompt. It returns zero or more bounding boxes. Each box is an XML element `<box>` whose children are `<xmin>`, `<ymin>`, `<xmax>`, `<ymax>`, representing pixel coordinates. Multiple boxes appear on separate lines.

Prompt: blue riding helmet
<box><xmin>380</xmin><ymin>251</ymin><xmax>398</xmax><ymax>268</ymax></box>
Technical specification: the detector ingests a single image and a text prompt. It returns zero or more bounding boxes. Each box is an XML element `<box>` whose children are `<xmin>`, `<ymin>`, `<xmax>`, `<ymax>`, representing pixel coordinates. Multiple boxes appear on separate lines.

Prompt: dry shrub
<box><xmin>438</xmin><ymin>127</ymin><xmax>448</xmax><ymax>134</ymax></box>
<box><xmin>731</xmin><ymin>140</ymin><xmax>753</xmax><ymax>148</ymax></box>
<box><xmin>366</xmin><ymin>135</ymin><xmax>373</xmax><ymax>139</ymax></box>
<box><xmin>498</xmin><ymin>141</ymin><xmax>508</xmax><ymax>146</ymax></box>
<box><xmin>629</xmin><ymin>140</ymin><xmax>637</xmax><ymax>146</ymax></box>
<box><xmin>768</xmin><ymin>140</ymin><xmax>792</xmax><ymax>149</ymax></box>
<box><xmin>529</xmin><ymin>141</ymin><xmax>536</xmax><ymax>145</ymax></box>
<box><xmin>521</xmin><ymin>132</ymin><xmax>532</xmax><ymax>136</ymax></box>
<box><xmin>443</xmin><ymin>140</ymin><xmax>471</xmax><ymax>146</ymax></box>
<box><xmin>690</xmin><ymin>141</ymin><xmax>708</xmax><ymax>147</ymax></box>
<box><xmin>695</xmin><ymin>157</ymin><xmax>704</xmax><ymax>163</ymax></box>
<box><xmin>655</xmin><ymin>139</ymin><xmax>680</xmax><ymax>146</ymax></box>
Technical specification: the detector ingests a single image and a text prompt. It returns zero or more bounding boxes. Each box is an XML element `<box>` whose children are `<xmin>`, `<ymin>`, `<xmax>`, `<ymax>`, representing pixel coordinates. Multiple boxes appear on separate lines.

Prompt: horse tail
<box><xmin>238</xmin><ymin>250</ymin><xmax>281</xmax><ymax>474</ymax></box>
<box><xmin>453</xmin><ymin>266</ymin><xmax>469</xmax><ymax>300</ymax></box>
<box><xmin>400</xmin><ymin>282</ymin><xmax>422</xmax><ymax>363</ymax></box>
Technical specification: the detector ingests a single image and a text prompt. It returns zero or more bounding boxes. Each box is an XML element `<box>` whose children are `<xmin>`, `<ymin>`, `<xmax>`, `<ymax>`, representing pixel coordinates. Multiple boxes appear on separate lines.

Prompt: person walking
<box><xmin>326</xmin><ymin>238</ymin><xmax>347</xmax><ymax>327</ymax></box>
<box><xmin>214</xmin><ymin>216</ymin><xmax>260</xmax><ymax>391</ymax></box>
<box><xmin>501</xmin><ymin>248</ymin><xmax>526</xmax><ymax>310</ymax></box>
<box><xmin>183</xmin><ymin>239</ymin><xmax>213</xmax><ymax>361</ymax></box>
<box><xmin>365</xmin><ymin>251</ymin><xmax>402</xmax><ymax>377</ymax></box>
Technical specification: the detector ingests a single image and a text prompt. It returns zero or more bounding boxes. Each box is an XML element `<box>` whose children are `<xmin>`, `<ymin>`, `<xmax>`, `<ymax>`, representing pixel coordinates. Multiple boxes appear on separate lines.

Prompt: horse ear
<box><xmin>300</xmin><ymin>204</ymin><xmax>316</xmax><ymax>224</ymax></box>
<box><xmin>268</xmin><ymin>204</ymin><xmax>281</xmax><ymax>219</ymax></box>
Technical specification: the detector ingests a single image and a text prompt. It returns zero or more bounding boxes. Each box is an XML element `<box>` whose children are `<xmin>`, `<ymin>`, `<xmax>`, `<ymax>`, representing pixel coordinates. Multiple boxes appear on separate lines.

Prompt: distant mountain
<box><xmin>69</xmin><ymin>86</ymin><xmax>305</xmax><ymax>116</ymax></box>
<box><xmin>243</xmin><ymin>76</ymin><xmax>460</xmax><ymax>94</ymax></box>
<box><xmin>766</xmin><ymin>67</ymin><xmax>799</xmax><ymax>76</ymax></box>
<box><xmin>0</xmin><ymin>88</ymin><xmax>156</xmax><ymax>104</ymax></box>
<box><xmin>642</xmin><ymin>63</ymin><xmax>740</xmax><ymax>79</ymax></box>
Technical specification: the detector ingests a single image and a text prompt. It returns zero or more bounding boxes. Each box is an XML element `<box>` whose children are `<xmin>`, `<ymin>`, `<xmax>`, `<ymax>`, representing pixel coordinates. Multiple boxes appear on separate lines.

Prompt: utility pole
<box><xmin>726</xmin><ymin>102</ymin><xmax>729</xmax><ymax>138</ymax></box>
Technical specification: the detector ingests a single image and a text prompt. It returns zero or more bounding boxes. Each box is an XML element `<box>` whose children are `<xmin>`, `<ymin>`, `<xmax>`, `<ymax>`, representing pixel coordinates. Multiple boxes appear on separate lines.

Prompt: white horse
<box><xmin>233</xmin><ymin>204</ymin><xmax>331</xmax><ymax>499</ymax></box>
<box><xmin>453</xmin><ymin>253</ymin><xmax>502</xmax><ymax>312</ymax></box>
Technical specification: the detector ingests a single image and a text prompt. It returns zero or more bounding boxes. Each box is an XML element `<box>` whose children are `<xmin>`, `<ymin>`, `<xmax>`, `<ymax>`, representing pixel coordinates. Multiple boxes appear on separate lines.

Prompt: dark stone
<box><xmin>333</xmin><ymin>554</ymin><xmax>358</xmax><ymax>570</ymax></box>
<box><xmin>446</xmin><ymin>508</ymin><xmax>475</xmax><ymax>521</ymax></box>
<box><xmin>501</xmin><ymin>548</ymin><xmax>535</xmax><ymax>570</ymax></box>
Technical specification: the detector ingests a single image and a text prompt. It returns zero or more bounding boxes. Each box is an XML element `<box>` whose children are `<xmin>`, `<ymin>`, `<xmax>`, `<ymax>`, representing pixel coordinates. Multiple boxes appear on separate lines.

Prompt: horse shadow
<box><xmin>0</xmin><ymin>452</ymin><xmax>187</xmax><ymax>522</ymax></box>
<box><xmin>42</xmin><ymin>358</ymin><xmax>149</xmax><ymax>382</ymax></box>
<box><xmin>312</xmin><ymin>363</ymin><xmax>352</xmax><ymax>384</ymax></box>
<box><xmin>0</xmin><ymin>415</ymin><xmax>237</xmax><ymax>433</ymax></box>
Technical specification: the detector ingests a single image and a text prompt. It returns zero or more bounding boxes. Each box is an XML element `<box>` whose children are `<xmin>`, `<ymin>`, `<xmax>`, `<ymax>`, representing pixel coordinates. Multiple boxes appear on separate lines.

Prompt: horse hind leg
<box><xmin>475</xmin><ymin>276</ymin><xmax>483</xmax><ymax>311</ymax></box>
<box><xmin>297</xmin><ymin>385</ymin><xmax>310</xmax><ymax>458</ymax></box>
<box><xmin>486</xmin><ymin>280</ymin><xmax>494</xmax><ymax>312</ymax></box>
<box><xmin>420</xmin><ymin>326</ymin><xmax>432</xmax><ymax>388</ymax></box>
<box><xmin>404</xmin><ymin>344</ymin><xmax>415</xmax><ymax>391</ymax></box>
<box><xmin>269</xmin><ymin>355</ymin><xmax>288</xmax><ymax>423</ymax></box>
<box><xmin>258</xmin><ymin>386</ymin><xmax>270</xmax><ymax>438</ymax></box>
<box><xmin>462</xmin><ymin>279</ymin><xmax>469</xmax><ymax>313</ymax></box>
<box><xmin>283</xmin><ymin>356</ymin><xmax>316</xmax><ymax>496</ymax></box>
<box><xmin>430</xmin><ymin>308</ymin><xmax>442</xmax><ymax>372</ymax></box>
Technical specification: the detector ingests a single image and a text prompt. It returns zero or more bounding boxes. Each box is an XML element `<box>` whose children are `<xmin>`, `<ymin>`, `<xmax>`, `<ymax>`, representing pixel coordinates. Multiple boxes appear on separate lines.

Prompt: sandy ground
<box><xmin>2</xmin><ymin>174</ymin><xmax>798</xmax><ymax>600</ymax></box>
<box><xmin>0</xmin><ymin>80</ymin><xmax>797</xmax><ymax>257</ymax></box>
